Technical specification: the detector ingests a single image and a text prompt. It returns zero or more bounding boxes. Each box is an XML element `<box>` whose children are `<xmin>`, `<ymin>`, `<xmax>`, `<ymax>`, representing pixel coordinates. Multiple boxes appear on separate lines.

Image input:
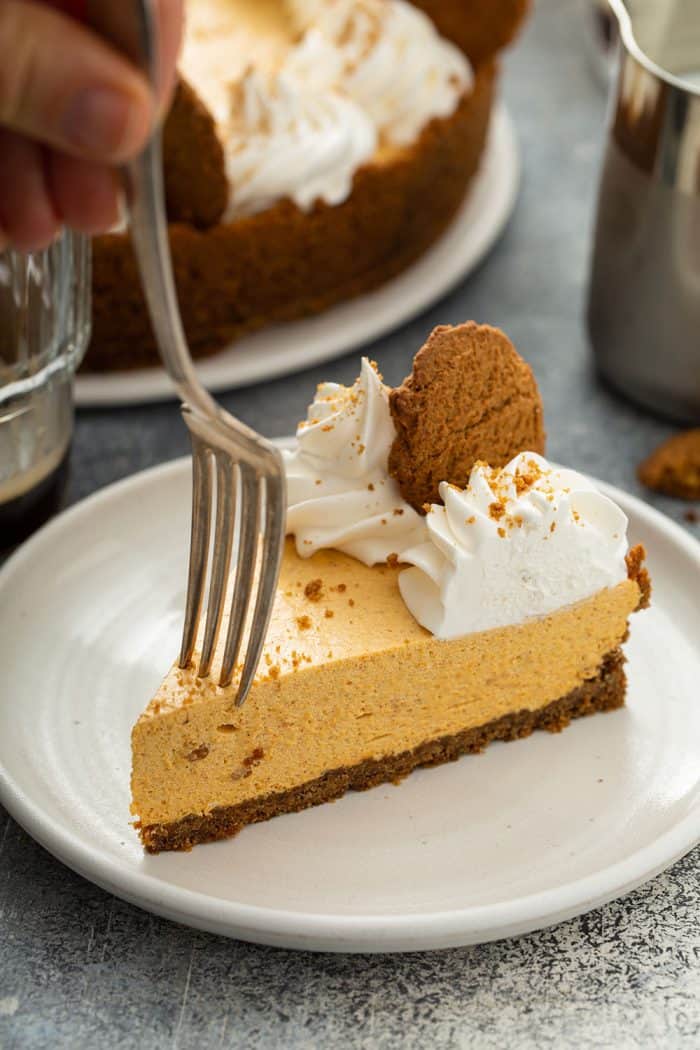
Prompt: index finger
<box><xmin>45</xmin><ymin>0</ymin><xmax>183</xmax><ymax>111</ymax></box>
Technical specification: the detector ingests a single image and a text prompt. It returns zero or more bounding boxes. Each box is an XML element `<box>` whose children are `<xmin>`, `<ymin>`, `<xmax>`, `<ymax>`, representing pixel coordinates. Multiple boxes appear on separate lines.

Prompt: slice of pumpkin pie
<box><xmin>131</xmin><ymin>324</ymin><xmax>649</xmax><ymax>851</ymax></box>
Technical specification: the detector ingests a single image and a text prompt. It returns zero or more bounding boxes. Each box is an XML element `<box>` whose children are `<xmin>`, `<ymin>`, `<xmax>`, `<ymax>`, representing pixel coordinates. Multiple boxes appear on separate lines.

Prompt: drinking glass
<box><xmin>0</xmin><ymin>232</ymin><xmax>91</xmax><ymax>550</ymax></box>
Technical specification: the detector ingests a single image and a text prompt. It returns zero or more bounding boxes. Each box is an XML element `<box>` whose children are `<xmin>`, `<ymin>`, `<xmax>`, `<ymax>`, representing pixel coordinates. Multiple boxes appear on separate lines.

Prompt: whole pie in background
<box><xmin>88</xmin><ymin>0</ymin><xmax>530</xmax><ymax>372</ymax></box>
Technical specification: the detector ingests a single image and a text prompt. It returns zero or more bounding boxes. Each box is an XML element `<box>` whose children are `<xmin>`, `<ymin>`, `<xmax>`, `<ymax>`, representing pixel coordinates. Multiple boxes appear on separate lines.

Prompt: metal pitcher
<box><xmin>587</xmin><ymin>0</ymin><xmax>700</xmax><ymax>424</ymax></box>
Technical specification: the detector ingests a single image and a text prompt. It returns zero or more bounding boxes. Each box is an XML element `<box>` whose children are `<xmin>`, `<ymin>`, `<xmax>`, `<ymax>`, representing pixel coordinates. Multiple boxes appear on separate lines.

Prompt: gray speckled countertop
<box><xmin>1</xmin><ymin>1</ymin><xmax>699</xmax><ymax>1046</ymax></box>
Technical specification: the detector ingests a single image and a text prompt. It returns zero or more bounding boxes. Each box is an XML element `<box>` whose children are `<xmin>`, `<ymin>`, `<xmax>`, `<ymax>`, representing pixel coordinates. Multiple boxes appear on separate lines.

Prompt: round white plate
<box><xmin>1</xmin><ymin>455</ymin><xmax>699</xmax><ymax>953</ymax></box>
<box><xmin>75</xmin><ymin>105</ymin><xmax>519</xmax><ymax>407</ymax></box>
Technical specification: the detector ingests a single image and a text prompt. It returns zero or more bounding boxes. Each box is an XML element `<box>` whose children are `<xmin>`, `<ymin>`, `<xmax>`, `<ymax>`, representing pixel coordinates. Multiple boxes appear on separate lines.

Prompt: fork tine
<box><xmin>234</xmin><ymin>470</ymin><xmax>286</xmax><ymax>706</ymax></box>
<box><xmin>179</xmin><ymin>435</ymin><xmax>213</xmax><ymax>669</ymax></box>
<box><xmin>219</xmin><ymin>463</ymin><xmax>260</xmax><ymax>688</ymax></box>
<box><xmin>198</xmin><ymin>453</ymin><xmax>235</xmax><ymax>678</ymax></box>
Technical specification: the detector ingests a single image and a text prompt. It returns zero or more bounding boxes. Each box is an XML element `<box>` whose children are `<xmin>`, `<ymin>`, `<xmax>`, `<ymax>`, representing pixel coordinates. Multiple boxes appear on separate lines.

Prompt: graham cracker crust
<box><xmin>139</xmin><ymin>648</ymin><xmax>627</xmax><ymax>853</ymax></box>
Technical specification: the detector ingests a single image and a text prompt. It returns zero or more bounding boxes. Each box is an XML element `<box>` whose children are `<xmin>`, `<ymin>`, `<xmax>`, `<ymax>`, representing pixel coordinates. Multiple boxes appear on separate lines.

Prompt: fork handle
<box><xmin>85</xmin><ymin>0</ymin><xmax>216</xmax><ymax>416</ymax></box>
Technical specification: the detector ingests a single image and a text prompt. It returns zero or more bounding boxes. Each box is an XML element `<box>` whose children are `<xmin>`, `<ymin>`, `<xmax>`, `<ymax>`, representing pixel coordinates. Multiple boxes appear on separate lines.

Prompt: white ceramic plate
<box><xmin>75</xmin><ymin>105</ymin><xmax>519</xmax><ymax>407</ymax></box>
<box><xmin>1</xmin><ymin>454</ymin><xmax>699</xmax><ymax>953</ymax></box>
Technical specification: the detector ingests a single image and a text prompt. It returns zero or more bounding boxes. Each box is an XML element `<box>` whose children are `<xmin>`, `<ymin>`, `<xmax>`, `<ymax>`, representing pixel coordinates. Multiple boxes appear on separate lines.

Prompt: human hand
<box><xmin>0</xmin><ymin>0</ymin><xmax>183</xmax><ymax>252</ymax></box>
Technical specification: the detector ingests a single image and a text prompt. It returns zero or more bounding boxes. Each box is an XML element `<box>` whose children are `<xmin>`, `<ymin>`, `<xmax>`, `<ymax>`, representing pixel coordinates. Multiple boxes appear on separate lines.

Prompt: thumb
<box><xmin>0</xmin><ymin>0</ymin><xmax>154</xmax><ymax>163</ymax></box>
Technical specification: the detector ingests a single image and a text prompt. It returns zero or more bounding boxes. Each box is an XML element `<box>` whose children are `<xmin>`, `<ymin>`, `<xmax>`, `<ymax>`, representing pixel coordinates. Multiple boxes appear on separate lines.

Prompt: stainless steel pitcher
<box><xmin>587</xmin><ymin>0</ymin><xmax>700</xmax><ymax>423</ymax></box>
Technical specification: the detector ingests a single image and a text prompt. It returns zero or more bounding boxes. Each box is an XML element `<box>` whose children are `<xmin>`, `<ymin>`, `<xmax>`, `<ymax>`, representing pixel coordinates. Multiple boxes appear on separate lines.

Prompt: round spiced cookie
<box><xmin>388</xmin><ymin>322</ymin><xmax>545</xmax><ymax>511</ymax></box>
<box><xmin>637</xmin><ymin>430</ymin><xmax>700</xmax><ymax>501</ymax></box>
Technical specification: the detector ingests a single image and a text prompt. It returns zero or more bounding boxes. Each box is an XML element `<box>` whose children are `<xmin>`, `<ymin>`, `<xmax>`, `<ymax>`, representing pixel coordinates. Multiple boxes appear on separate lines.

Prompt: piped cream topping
<box><xmin>182</xmin><ymin>0</ymin><xmax>473</xmax><ymax>218</ymax></box>
<box><xmin>283</xmin><ymin>358</ymin><xmax>426</xmax><ymax>565</ymax></box>
<box><xmin>223</xmin><ymin>70</ymin><xmax>376</xmax><ymax>217</ymax></box>
<box><xmin>289</xmin><ymin>0</ymin><xmax>473</xmax><ymax>146</ymax></box>
<box><xmin>398</xmin><ymin>453</ymin><xmax>629</xmax><ymax>639</ymax></box>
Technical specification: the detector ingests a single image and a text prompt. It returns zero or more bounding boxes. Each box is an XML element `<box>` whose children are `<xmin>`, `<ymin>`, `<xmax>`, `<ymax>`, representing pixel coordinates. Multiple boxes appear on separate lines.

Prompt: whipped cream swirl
<box><xmin>284</xmin><ymin>358</ymin><xmax>426</xmax><ymax>565</ymax></box>
<box><xmin>185</xmin><ymin>0</ymin><xmax>472</xmax><ymax>218</ymax></box>
<box><xmin>398</xmin><ymin>453</ymin><xmax>629</xmax><ymax>639</ymax></box>
<box><xmin>290</xmin><ymin>0</ymin><xmax>473</xmax><ymax>146</ymax></box>
<box><xmin>223</xmin><ymin>71</ymin><xmax>376</xmax><ymax>218</ymax></box>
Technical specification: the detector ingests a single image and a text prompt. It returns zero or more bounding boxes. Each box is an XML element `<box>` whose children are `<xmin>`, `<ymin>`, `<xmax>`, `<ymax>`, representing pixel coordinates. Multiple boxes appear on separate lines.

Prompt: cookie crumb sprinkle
<box><xmin>304</xmin><ymin>578</ymin><xmax>323</xmax><ymax>601</ymax></box>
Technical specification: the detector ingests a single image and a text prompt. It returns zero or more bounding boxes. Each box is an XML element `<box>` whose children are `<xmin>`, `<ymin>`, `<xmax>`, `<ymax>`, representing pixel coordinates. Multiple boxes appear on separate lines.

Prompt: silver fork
<box><xmin>87</xmin><ymin>0</ymin><xmax>287</xmax><ymax>703</ymax></box>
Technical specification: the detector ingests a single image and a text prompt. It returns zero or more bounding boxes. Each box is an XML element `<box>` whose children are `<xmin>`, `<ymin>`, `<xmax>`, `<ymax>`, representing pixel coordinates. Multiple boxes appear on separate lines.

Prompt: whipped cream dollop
<box><xmin>284</xmin><ymin>358</ymin><xmax>426</xmax><ymax>565</ymax></box>
<box><xmin>185</xmin><ymin>0</ymin><xmax>472</xmax><ymax>218</ymax></box>
<box><xmin>398</xmin><ymin>453</ymin><xmax>629</xmax><ymax>639</ymax></box>
<box><xmin>222</xmin><ymin>71</ymin><xmax>377</xmax><ymax>218</ymax></box>
<box><xmin>289</xmin><ymin>0</ymin><xmax>473</xmax><ymax>146</ymax></box>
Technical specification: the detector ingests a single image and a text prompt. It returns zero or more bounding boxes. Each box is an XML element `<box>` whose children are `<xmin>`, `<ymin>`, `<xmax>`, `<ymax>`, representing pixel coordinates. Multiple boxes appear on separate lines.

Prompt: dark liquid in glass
<box><xmin>0</xmin><ymin>446</ymin><xmax>70</xmax><ymax>552</ymax></box>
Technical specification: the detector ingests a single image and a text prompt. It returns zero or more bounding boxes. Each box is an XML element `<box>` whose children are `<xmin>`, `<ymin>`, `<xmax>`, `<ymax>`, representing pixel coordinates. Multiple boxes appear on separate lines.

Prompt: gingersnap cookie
<box><xmin>163</xmin><ymin>78</ymin><xmax>228</xmax><ymax>230</ymax></box>
<box><xmin>388</xmin><ymin>322</ymin><xmax>545</xmax><ymax>510</ymax></box>
<box><xmin>637</xmin><ymin>429</ymin><xmax>700</xmax><ymax>501</ymax></box>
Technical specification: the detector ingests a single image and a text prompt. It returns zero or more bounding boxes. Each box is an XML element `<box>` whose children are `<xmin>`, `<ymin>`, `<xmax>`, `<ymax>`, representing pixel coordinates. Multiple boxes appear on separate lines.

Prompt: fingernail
<box><xmin>62</xmin><ymin>87</ymin><xmax>141</xmax><ymax>159</ymax></box>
